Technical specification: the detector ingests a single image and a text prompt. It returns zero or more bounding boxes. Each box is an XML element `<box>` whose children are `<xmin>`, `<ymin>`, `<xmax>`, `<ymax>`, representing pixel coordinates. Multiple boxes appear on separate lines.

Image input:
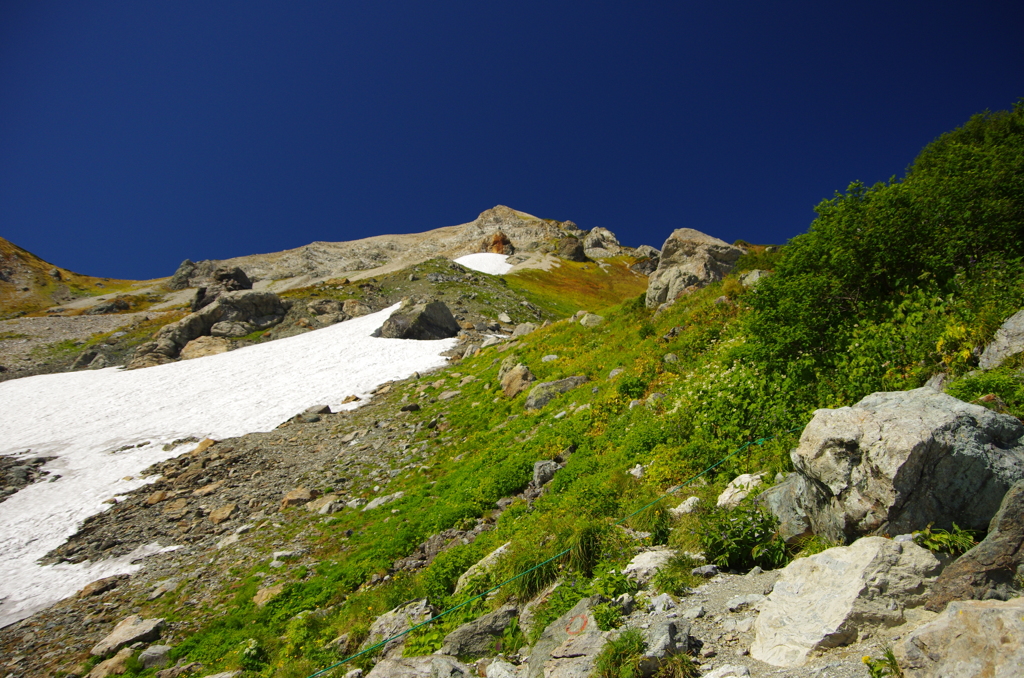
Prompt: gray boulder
<box><xmin>582</xmin><ymin>227</ymin><xmax>622</xmax><ymax>258</ymax></box>
<box><xmin>926</xmin><ymin>479</ymin><xmax>1024</xmax><ymax>611</ymax></box>
<box><xmin>524</xmin><ymin>376</ymin><xmax>589</xmax><ymax>410</ymax></box>
<box><xmin>556</xmin><ymin>237</ymin><xmax>588</xmax><ymax>262</ymax></box>
<box><xmin>646</xmin><ymin>229</ymin><xmax>744</xmax><ymax>308</ymax></box>
<box><xmin>895</xmin><ymin>597</ymin><xmax>1024</xmax><ymax>677</ymax></box>
<box><xmin>377</xmin><ymin>300</ymin><xmax>461</xmax><ymax>340</ymax></box>
<box><xmin>740</xmin><ymin>269</ymin><xmax>770</xmax><ymax>287</ymax></box>
<box><xmin>90</xmin><ymin>615</ymin><xmax>165</xmax><ymax>656</ymax></box>
<box><xmin>755</xmin><ymin>473</ymin><xmax>821</xmax><ymax>543</ymax></box>
<box><xmin>364</xmin><ymin>655</ymin><xmax>470</xmax><ymax>678</ymax></box>
<box><xmin>440</xmin><ymin>605</ymin><xmax>518</xmax><ymax>657</ymax></box>
<box><xmin>138</xmin><ymin>645</ymin><xmax>172</xmax><ymax>669</ymax></box>
<box><xmin>527</xmin><ymin>595</ymin><xmax>606</xmax><ymax>678</ymax></box>
<box><xmin>642</xmin><ymin>619</ymin><xmax>694</xmax><ymax>668</ymax></box>
<box><xmin>532</xmin><ymin>460</ymin><xmax>560</xmax><ymax>487</ymax></box>
<box><xmin>979</xmin><ymin>309</ymin><xmax>1024</xmax><ymax>369</ymax></box>
<box><xmin>782</xmin><ymin>388</ymin><xmax>1024</xmax><ymax>543</ymax></box>
<box><xmin>750</xmin><ymin>537</ymin><xmax>942</xmax><ymax>667</ymax></box>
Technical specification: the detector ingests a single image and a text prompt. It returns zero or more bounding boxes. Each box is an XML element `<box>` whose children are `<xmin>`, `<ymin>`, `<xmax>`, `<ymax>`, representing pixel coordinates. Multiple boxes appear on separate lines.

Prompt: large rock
<box><xmin>556</xmin><ymin>237</ymin><xmax>588</xmax><ymax>262</ymax></box>
<box><xmin>750</xmin><ymin>537</ymin><xmax>942</xmax><ymax>667</ymax></box>
<box><xmin>527</xmin><ymin>596</ymin><xmax>607</xmax><ymax>678</ymax></box>
<box><xmin>179</xmin><ymin>335</ymin><xmax>231</xmax><ymax>360</ymax></box>
<box><xmin>926</xmin><ymin>479</ymin><xmax>1024</xmax><ymax>610</ymax></box>
<box><xmin>623</xmin><ymin>548</ymin><xmax>676</xmax><ymax>586</ymax></box>
<box><xmin>645</xmin><ymin>229</ymin><xmax>744</xmax><ymax>308</ymax></box>
<box><xmin>146</xmin><ymin>290</ymin><xmax>290</xmax><ymax>361</ymax></box>
<box><xmin>191</xmin><ymin>266</ymin><xmax>252</xmax><ymax>311</ymax></box>
<box><xmin>501</xmin><ymin>364</ymin><xmax>535</xmax><ymax>398</ymax></box>
<box><xmin>784</xmin><ymin>388</ymin><xmax>1024</xmax><ymax>542</ymax></box>
<box><xmin>359</xmin><ymin>599</ymin><xmax>435</xmax><ymax>659</ymax></box>
<box><xmin>524</xmin><ymin>376</ymin><xmax>588</xmax><ymax>410</ymax></box>
<box><xmin>582</xmin><ymin>227</ymin><xmax>622</xmax><ymax>258</ymax></box>
<box><xmin>716</xmin><ymin>472</ymin><xmax>764</xmax><ymax>508</ymax></box>
<box><xmin>480</xmin><ymin>230</ymin><xmax>515</xmax><ymax>255</ymax></box>
<box><xmin>377</xmin><ymin>300</ymin><xmax>461</xmax><ymax>340</ymax></box>
<box><xmin>895</xmin><ymin>597</ymin><xmax>1024</xmax><ymax>677</ymax></box>
<box><xmin>91</xmin><ymin>615</ymin><xmax>165</xmax><ymax>656</ymax></box>
<box><xmin>979</xmin><ymin>309</ymin><xmax>1024</xmax><ymax>369</ymax></box>
<box><xmin>440</xmin><ymin>605</ymin><xmax>518</xmax><ymax>657</ymax></box>
<box><xmin>455</xmin><ymin>542</ymin><xmax>511</xmax><ymax>593</ymax></box>
<box><xmin>755</xmin><ymin>473</ymin><xmax>819</xmax><ymax>543</ymax></box>
<box><xmin>364</xmin><ymin>655</ymin><xmax>470</xmax><ymax>678</ymax></box>
<box><xmin>87</xmin><ymin>647</ymin><xmax>134</xmax><ymax>678</ymax></box>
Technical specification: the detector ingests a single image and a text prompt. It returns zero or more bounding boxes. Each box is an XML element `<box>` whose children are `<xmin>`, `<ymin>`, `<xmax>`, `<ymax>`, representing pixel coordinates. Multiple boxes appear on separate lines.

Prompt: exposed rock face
<box><xmin>556</xmin><ymin>237</ymin><xmax>588</xmax><ymax>262</ymax></box>
<box><xmin>979</xmin><ymin>308</ymin><xmax>1024</xmax><ymax>369</ymax></box>
<box><xmin>454</xmin><ymin>542</ymin><xmax>511</xmax><ymax>593</ymax></box>
<box><xmin>582</xmin><ymin>227</ymin><xmax>622</xmax><ymax>258</ymax></box>
<box><xmin>926</xmin><ymin>479</ymin><xmax>1024</xmax><ymax>610</ymax></box>
<box><xmin>779</xmin><ymin>388</ymin><xmax>1024</xmax><ymax>543</ymax></box>
<box><xmin>364</xmin><ymin>655</ymin><xmax>470</xmax><ymax>678</ymax></box>
<box><xmin>440</xmin><ymin>605</ymin><xmax>518</xmax><ymax>657</ymax></box>
<box><xmin>128</xmin><ymin>290</ymin><xmax>290</xmax><ymax>368</ymax></box>
<box><xmin>377</xmin><ymin>300</ymin><xmax>461</xmax><ymax>340</ymax></box>
<box><xmin>191</xmin><ymin>266</ymin><xmax>252</xmax><ymax>311</ymax></box>
<box><xmin>480</xmin><ymin>230</ymin><xmax>515</xmax><ymax>255</ymax></box>
<box><xmin>895</xmin><ymin>597</ymin><xmax>1024</xmax><ymax>677</ymax></box>
<box><xmin>750</xmin><ymin>537</ymin><xmax>942</xmax><ymax>667</ymax></box>
<box><xmin>524</xmin><ymin>376</ymin><xmax>588</xmax><ymax>410</ymax></box>
<box><xmin>646</xmin><ymin>229</ymin><xmax>744</xmax><ymax>308</ymax></box>
<box><xmin>527</xmin><ymin>596</ymin><xmax>606</xmax><ymax>678</ymax></box>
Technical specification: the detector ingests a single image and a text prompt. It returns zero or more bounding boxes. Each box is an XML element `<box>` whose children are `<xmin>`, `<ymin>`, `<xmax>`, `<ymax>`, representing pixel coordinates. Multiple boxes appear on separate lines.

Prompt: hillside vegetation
<box><xmin>70</xmin><ymin>102</ymin><xmax>1024</xmax><ymax>677</ymax></box>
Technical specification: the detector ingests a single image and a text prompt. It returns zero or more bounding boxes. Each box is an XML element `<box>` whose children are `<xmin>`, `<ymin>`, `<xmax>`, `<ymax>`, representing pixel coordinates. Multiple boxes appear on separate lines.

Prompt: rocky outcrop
<box><xmin>440</xmin><ymin>605</ymin><xmax>518</xmax><ymax>657</ymax></box>
<box><xmin>583</xmin><ymin>227</ymin><xmax>622</xmax><ymax>258</ymax></box>
<box><xmin>128</xmin><ymin>290</ymin><xmax>290</xmax><ymax>368</ymax></box>
<box><xmin>926</xmin><ymin>479</ymin><xmax>1024</xmax><ymax>610</ymax></box>
<box><xmin>777</xmin><ymin>388</ymin><xmax>1024</xmax><ymax>543</ymax></box>
<box><xmin>895</xmin><ymin>597</ymin><xmax>1024</xmax><ymax>677</ymax></box>
<box><xmin>979</xmin><ymin>308</ymin><xmax>1024</xmax><ymax>369</ymax></box>
<box><xmin>365</xmin><ymin>655</ymin><xmax>471</xmax><ymax>678</ymax></box>
<box><xmin>527</xmin><ymin>596</ymin><xmax>606</xmax><ymax>678</ymax></box>
<box><xmin>480</xmin><ymin>231</ymin><xmax>515</xmax><ymax>255</ymax></box>
<box><xmin>524</xmin><ymin>376</ymin><xmax>588</xmax><ymax>410</ymax></box>
<box><xmin>191</xmin><ymin>266</ymin><xmax>252</xmax><ymax>311</ymax></box>
<box><xmin>376</xmin><ymin>300</ymin><xmax>460</xmax><ymax>340</ymax></box>
<box><xmin>750</xmin><ymin>537</ymin><xmax>942</xmax><ymax>667</ymax></box>
<box><xmin>556</xmin><ymin>237</ymin><xmax>588</xmax><ymax>262</ymax></box>
<box><xmin>645</xmin><ymin>229</ymin><xmax>744</xmax><ymax>308</ymax></box>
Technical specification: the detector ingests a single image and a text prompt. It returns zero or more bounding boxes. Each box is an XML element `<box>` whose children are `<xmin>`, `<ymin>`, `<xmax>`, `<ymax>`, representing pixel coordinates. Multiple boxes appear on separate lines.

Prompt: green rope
<box><xmin>306</xmin><ymin>426</ymin><xmax>802</xmax><ymax>678</ymax></box>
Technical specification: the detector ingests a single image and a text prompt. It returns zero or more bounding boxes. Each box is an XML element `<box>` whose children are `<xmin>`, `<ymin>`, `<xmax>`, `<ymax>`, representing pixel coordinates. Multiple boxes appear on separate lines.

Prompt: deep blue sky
<box><xmin>1</xmin><ymin>2</ymin><xmax>1021</xmax><ymax>280</ymax></box>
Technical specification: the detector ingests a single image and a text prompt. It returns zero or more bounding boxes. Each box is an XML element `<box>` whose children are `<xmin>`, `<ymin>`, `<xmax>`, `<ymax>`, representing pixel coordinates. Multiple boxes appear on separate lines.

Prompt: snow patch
<box><xmin>454</xmin><ymin>253</ymin><xmax>513</xmax><ymax>275</ymax></box>
<box><xmin>0</xmin><ymin>304</ymin><xmax>456</xmax><ymax>627</ymax></box>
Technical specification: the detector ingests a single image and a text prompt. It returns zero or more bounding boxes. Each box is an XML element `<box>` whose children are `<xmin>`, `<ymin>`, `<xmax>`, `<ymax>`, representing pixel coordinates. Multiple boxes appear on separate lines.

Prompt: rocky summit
<box><xmin>1</xmin><ymin>104</ymin><xmax>1024</xmax><ymax>678</ymax></box>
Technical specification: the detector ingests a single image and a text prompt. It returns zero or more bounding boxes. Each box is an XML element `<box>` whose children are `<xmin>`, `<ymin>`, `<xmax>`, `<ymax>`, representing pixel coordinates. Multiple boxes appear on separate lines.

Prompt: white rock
<box><xmin>486</xmin><ymin>659</ymin><xmax>520</xmax><ymax>678</ymax></box>
<box><xmin>362</xmin><ymin>491</ymin><xmax>404</xmax><ymax>511</ymax></box>
<box><xmin>716</xmin><ymin>473</ymin><xmax>764</xmax><ymax>508</ymax></box>
<box><xmin>623</xmin><ymin>548</ymin><xmax>675</xmax><ymax>585</ymax></box>
<box><xmin>750</xmin><ymin>536</ymin><xmax>942</xmax><ymax>667</ymax></box>
<box><xmin>669</xmin><ymin>496</ymin><xmax>700</xmax><ymax>517</ymax></box>
<box><xmin>90</xmin><ymin>615</ymin><xmax>165</xmax><ymax>656</ymax></box>
<box><xmin>454</xmin><ymin>542</ymin><xmax>511</xmax><ymax>593</ymax></box>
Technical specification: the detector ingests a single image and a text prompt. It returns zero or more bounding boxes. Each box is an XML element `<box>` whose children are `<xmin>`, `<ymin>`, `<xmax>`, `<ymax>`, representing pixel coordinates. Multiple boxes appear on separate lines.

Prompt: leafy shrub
<box><xmin>617</xmin><ymin>375</ymin><xmax>649</xmax><ymax>400</ymax></box>
<box><xmin>239</xmin><ymin>638</ymin><xmax>268</xmax><ymax>671</ymax></box>
<box><xmin>652</xmin><ymin>654</ymin><xmax>700</xmax><ymax>678</ymax></box>
<box><xmin>491</xmin><ymin>616</ymin><xmax>526</xmax><ymax>655</ymax></box>
<box><xmin>699</xmin><ymin>503</ymin><xmax>789</xmax><ymax>571</ymax></box>
<box><xmin>912</xmin><ymin>524</ymin><xmax>979</xmax><ymax>556</ymax></box>
<box><xmin>863</xmin><ymin>646</ymin><xmax>905</xmax><ymax>678</ymax></box>
<box><xmin>592</xmin><ymin>601</ymin><xmax>624</xmax><ymax>631</ymax></box>
<box><xmin>592</xmin><ymin>627</ymin><xmax>647</xmax><ymax>678</ymax></box>
<box><xmin>946</xmin><ymin>366</ymin><xmax>1024</xmax><ymax>420</ymax></box>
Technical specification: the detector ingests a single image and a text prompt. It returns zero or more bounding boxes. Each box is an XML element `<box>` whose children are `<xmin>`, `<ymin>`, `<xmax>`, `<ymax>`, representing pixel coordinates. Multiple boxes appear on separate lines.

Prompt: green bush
<box><xmin>699</xmin><ymin>503</ymin><xmax>789</xmax><ymax>571</ymax></box>
<box><xmin>912</xmin><ymin>524</ymin><xmax>979</xmax><ymax>556</ymax></box>
<box><xmin>617</xmin><ymin>375</ymin><xmax>649</xmax><ymax>400</ymax></box>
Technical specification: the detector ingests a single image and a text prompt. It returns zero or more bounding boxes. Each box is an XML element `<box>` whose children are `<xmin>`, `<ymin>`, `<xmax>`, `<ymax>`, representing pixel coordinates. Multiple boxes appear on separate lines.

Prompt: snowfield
<box><xmin>453</xmin><ymin>253</ymin><xmax>513</xmax><ymax>275</ymax></box>
<box><xmin>0</xmin><ymin>304</ymin><xmax>457</xmax><ymax>628</ymax></box>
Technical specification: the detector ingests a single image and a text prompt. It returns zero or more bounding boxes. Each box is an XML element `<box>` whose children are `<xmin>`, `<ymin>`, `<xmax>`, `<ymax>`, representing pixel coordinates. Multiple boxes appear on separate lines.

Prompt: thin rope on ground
<box><xmin>307</xmin><ymin>427</ymin><xmax>802</xmax><ymax>678</ymax></box>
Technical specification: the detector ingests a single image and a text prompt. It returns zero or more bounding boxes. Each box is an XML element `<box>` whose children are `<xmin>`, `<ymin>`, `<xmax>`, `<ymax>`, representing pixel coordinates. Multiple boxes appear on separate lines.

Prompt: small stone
<box><xmin>541</xmin><ymin>354</ymin><xmax>558</xmax><ymax>362</ymax></box>
<box><xmin>680</xmin><ymin>605</ymin><xmax>705</xmax><ymax>619</ymax></box>
<box><xmin>280</xmin><ymin>487</ymin><xmax>318</xmax><ymax>509</ymax></box>
<box><xmin>145</xmin><ymin>490</ymin><xmax>170</xmax><ymax>506</ymax></box>
<box><xmin>692</xmin><ymin>564</ymin><xmax>719</xmax><ymax>578</ymax></box>
<box><xmin>91</xmin><ymin>615</ymin><xmax>165</xmax><ymax>656</ymax></box>
<box><xmin>725</xmin><ymin>594</ymin><xmax>765</xmax><ymax>612</ymax></box>
<box><xmin>78</xmin><ymin>576</ymin><xmax>120</xmax><ymax>598</ymax></box>
<box><xmin>254</xmin><ymin>584</ymin><xmax>285</xmax><ymax>607</ymax></box>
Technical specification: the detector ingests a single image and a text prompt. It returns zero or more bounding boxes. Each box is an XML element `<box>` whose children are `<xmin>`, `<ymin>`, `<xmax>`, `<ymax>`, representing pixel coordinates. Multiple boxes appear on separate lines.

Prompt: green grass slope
<box><xmin>102</xmin><ymin>102</ymin><xmax>1024</xmax><ymax>678</ymax></box>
